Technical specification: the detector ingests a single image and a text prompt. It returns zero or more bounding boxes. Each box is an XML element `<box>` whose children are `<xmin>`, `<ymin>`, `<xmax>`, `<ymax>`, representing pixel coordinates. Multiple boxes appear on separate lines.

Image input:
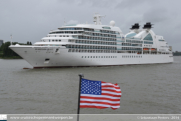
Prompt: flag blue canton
<box><xmin>81</xmin><ymin>79</ymin><xmax>102</xmax><ymax>95</ymax></box>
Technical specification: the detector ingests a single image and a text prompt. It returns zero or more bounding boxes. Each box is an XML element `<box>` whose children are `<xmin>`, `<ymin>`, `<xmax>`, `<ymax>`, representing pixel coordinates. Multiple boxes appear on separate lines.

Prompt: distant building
<box><xmin>0</xmin><ymin>40</ymin><xmax>3</xmax><ymax>47</ymax></box>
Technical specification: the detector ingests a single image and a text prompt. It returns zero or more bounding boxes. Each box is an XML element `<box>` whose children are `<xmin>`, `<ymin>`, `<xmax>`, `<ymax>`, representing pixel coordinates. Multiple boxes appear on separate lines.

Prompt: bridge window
<box><xmin>126</xmin><ymin>33</ymin><xmax>136</xmax><ymax>38</ymax></box>
<box><xmin>143</xmin><ymin>33</ymin><xmax>153</xmax><ymax>41</ymax></box>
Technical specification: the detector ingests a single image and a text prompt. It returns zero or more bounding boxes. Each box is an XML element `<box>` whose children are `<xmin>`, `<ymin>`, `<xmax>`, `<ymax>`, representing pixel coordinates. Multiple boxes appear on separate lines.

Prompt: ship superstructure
<box><xmin>10</xmin><ymin>14</ymin><xmax>173</xmax><ymax>68</ymax></box>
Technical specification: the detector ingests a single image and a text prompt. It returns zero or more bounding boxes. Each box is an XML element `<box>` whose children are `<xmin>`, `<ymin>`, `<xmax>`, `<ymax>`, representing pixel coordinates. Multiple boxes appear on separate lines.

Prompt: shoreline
<box><xmin>0</xmin><ymin>56</ymin><xmax>22</xmax><ymax>59</ymax></box>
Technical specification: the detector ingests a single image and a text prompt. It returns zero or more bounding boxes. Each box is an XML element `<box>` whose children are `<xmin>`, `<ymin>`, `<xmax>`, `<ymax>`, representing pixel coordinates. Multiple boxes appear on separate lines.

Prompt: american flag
<box><xmin>80</xmin><ymin>79</ymin><xmax>121</xmax><ymax>110</ymax></box>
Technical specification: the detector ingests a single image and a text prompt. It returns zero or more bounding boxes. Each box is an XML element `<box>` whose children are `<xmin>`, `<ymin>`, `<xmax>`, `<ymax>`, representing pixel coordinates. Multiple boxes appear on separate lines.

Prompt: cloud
<box><xmin>59</xmin><ymin>0</ymin><xmax>119</xmax><ymax>8</ymax></box>
<box><xmin>143</xmin><ymin>8</ymin><xmax>169</xmax><ymax>23</ymax></box>
<box><xmin>66</xmin><ymin>20</ymin><xmax>79</xmax><ymax>25</ymax></box>
<box><xmin>115</xmin><ymin>0</ymin><xmax>147</xmax><ymax>10</ymax></box>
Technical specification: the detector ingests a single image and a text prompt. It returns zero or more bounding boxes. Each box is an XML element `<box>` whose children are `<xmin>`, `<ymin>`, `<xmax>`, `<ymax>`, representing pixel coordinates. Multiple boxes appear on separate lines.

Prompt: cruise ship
<box><xmin>10</xmin><ymin>14</ymin><xmax>173</xmax><ymax>68</ymax></box>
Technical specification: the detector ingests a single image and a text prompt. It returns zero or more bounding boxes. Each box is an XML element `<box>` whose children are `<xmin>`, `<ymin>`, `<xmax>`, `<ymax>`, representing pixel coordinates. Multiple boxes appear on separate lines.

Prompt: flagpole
<box><xmin>10</xmin><ymin>34</ymin><xmax>13</xmax><ymax>45</ymax></box>
<box><xmin>77</xmin><ymin>73</ymin><xmax>84</xmax><ymax>121</ymax></box>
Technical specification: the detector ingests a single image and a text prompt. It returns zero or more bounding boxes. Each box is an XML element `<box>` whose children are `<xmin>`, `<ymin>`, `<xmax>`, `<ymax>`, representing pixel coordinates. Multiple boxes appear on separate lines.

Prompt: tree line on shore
<box><xmin>0</xmin><ymin>41</ymin><xmax>32</xmax><ymax>59</ymax></box>
<box><xmin>173</xmin><ymin>51</ymin><xmax>181</xmax><ymax>56</ymax></box>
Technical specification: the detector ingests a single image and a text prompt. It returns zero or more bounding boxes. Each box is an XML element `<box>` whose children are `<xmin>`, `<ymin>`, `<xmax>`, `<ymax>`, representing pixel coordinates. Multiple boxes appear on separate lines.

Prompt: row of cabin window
<box><xmin>121</xmin><ymin>43</ymin><xmax>142</xmax><ymax>47</ymax></box>
<box><xmin>59</xmin><ymin>28</ymin><xmax>83</xmax><ymax>30</ymax></box>
<box><xmin>82</xmin><ymin>56</ymin><xmax>117</xmax><ymax>58</ymax></box>
<box><xmin>122</xmin><ymin>55</ymin><xmax>142</xmax><ymax>58</ymax></box>
<box><xmin>84</xmin><ymin>32</ymin><xmax>117</xmax><ymax>38</ymax></box>
<box><xmin>77</xmin><ymin>36</ymin><xmax>117</xmax><ymax>41</ymax></box>
<box><xmin>42</xmin><ymin>40</ymin><xmax>61</xmax><ymax>42</ymax></box>
<box><xmin>83</xmin><ymin>28</ymin><xmax>118</xmax><ymax>34</ymax></box>
<box><xmin>144</xmin><ymin>41</ymin><xmax>153</xmax><ymax>44</ymax></box>
<box><xmin>126</xmin><ymin>40</ymin><xmax>143</xmax><ymax>43</ymax></box>
<box><xmin>117</xmin><ymin>51</ymin><xmax>142</xmax><ymax>53</ymax></box>
<box><xmin>144</xmin><ymin>45</ymin><xmax>152</xmax><ymax>47</ymax></box>
<box><xmin>74</xmin><ymin>40</ymin><xmax>116</xmax><ymax>45</ymax></box>
<box><xmin>122</xmin><ymin>43</ymin><xmax>131</xmax><ymax>46</ymax></box>
<box><xmin>78</xmin><ymin>35</ymin><xmax>116</xmax><ymax>39</ymax></box>
<box><xmin>100</xmin><ymin>30</ymin><xmax>118</xmax><ymax>34</ymax></box>
<box><xmin>48</xmin><ymin>35</ymin><xmax>70</xmax><ymax>37</ymax></box>
<box><xmin>66</xmin><ymin>45</ymin><xmax>117</xmax><ymax>50</ymax></box>
<box><xmin>122</xmin><ymin>43</ymin><xmax>142</xmax><ymax>47</ymax></box>
<box><xmin>122</xmin><ymin>47</ymin><xmax>142</xmax><ymax>50</ymax></box>
<box><xmin>52</xmin><ymin>40</ymin><xmax>61</xmax><ymax>42</ymax></box>
<box><xmin>68</xmin><ymin>49</ymin><xmax>117</xmax><ymax>53</ymax></box>
<box><xmin>50</xmin><ymin>31</ymin><xmax>83</xmax><ymax>34</ymax></box>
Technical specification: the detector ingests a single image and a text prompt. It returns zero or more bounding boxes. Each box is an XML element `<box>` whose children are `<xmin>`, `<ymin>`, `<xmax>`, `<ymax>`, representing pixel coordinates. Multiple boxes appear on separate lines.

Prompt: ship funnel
<box><xmin>143</xmin><ymin>22</ymin><xmax>153</xmax><ymax>29</ymax></box>
<box><xmin>130</xmin><ymin>23</ymin><xmax>140</xmax><ymax>33</ymax></box>
<box><xmin>130</xmin><ymin>23</ymin><xmax>140</xmax><ymax>30</ymax></box>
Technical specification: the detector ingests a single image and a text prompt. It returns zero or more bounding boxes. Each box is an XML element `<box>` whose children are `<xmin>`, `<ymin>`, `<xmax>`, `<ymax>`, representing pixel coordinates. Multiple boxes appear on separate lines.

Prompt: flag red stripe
<box><xmin>102</xmin><ymin>89</ymin><xmax>121</xmax><ymax>93</ymax></box>
<box><xmin>80</xmin><ymin>105</ymin><xmax>119</xmax><ymax>110</ymax></box>
<box><xmin>80</xmin><ymin>96</ymin><xmax>120</xmax><ymax>101</ymax></box>
<box><xmin>101</xmin><ymin>81</ymin><xmax>115</xmax><ymax>84</ymax></box>
<box><xmin>101</xmin><ymin>93</ymin><xmax>121</xmax><ymax>97</ymax></box>
<box><xmin>80</xmin><ymin>105</ymin><xmax>109</xmax><ymax>109</ymax></box>
<box><xmin>102</xmin><ymin>85</ymin><xmax>120</xmax><ymax>89</ymax></box>
<box><xmin>80</xmin><ymin>101</ymin><xmax>120</xmax><ymax>106</ymax></box>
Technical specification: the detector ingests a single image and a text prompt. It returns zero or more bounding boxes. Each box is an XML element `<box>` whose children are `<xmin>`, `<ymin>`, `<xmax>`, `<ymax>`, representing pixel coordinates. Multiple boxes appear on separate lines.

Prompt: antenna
<box><xmin>64</xmin><ymin>18</ymin><xmax>66</xmax><ymax>25</ymax></box>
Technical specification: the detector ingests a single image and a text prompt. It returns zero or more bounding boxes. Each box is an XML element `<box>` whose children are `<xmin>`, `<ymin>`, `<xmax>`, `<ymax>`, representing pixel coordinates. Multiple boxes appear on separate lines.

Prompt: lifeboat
<box><xmin>143</xmin><ymin>48</ymin><xmax>149</xmax><ymax>51</ymax></box>
<box><xmin>151</xmin><ymin>48</ymin><xmax>156</xmax><ymax>51</ymax></box>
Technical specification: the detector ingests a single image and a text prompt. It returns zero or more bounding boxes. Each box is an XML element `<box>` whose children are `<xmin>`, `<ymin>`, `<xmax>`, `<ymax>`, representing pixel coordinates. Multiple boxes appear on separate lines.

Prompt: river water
<box><xmin>0</xmin><ymin>57</ymin><xmax>181</xmax><ymax>114</ymax></box>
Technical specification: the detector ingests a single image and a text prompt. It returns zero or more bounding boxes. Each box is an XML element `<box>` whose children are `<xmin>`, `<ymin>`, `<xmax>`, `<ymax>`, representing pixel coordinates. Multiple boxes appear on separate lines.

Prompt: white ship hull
<box><xmin>9</xmin><ymin>14</ymin><xmax>174</xmax><ymax>68</ymax></box>
<box><xmin>10</xmin><ymin>46</ymin><xmax>173</xmax><ymax>68</ymax></box>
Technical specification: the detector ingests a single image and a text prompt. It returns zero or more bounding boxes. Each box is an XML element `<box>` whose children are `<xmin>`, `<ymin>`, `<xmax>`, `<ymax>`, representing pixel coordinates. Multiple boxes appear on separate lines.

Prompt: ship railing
<box><xmin>73</xmin><ymin>37</ymin><xmax>117</xmax><ymax>42</ymax></box>
<box><xmin>75</xmin><ymin>42</ymin><xmax>116</xmax><ymax>45</ymax></box>
<box><xmin>84</xmin><ymin>30</ymin><xmax>119</xmax><ymax>35</ymax></box>
<box><xmin>82</xmin><ymin>34</ymin><xmax>117</xmax><ymax>38</ymax></box>
<box><xmin>121</xmin><ymin>45</ymin><xmax>142</xmax><ymax>47</ymax></box>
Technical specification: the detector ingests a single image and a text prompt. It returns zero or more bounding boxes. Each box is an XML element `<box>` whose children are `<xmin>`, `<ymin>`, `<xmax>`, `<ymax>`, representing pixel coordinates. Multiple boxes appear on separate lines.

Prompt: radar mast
<box><xmin>93</xmin><ymin>13</ymin><xmax>106</xmax><ymax>25</ymax></box>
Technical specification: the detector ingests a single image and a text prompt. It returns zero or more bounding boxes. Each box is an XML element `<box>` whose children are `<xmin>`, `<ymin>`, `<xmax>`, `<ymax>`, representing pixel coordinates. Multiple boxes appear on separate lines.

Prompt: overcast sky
<box><xmin>0</xmin><ymin>0</ymin><xmax>181</xmax><ymax>51</ymax></box>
